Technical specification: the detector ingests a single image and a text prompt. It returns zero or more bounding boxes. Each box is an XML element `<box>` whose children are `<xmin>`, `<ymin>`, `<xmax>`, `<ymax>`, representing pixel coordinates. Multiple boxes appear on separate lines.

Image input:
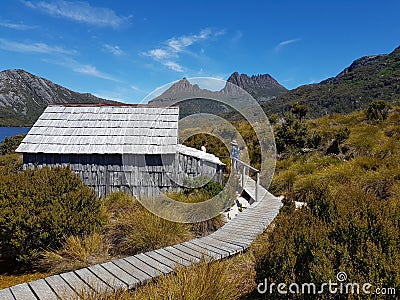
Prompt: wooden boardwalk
<box><xmin>0</xmin><ymin>177</ymin><xmax>282</xmax><ymax>300</ymax></box>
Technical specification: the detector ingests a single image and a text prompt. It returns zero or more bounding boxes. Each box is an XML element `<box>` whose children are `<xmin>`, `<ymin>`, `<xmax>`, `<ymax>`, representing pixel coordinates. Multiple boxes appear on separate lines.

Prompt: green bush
<box><xmin>182</xmin><ymin>176</ymin><xmax>224</xmax><ymax>199</ymax></box>
<box><xmin>275</xmin><ymin>113</ymin><xmax>308</xmax><ymax>153</ymax></box>
<box><xmin>0</xmin><ymin>167</ymin><xmax>106</xmax><ymax>267</ymax></box>
<box><xmin>0</xmin><ymin>134</ymin><xmax>25</xmax><ymax>156</ymax></box>
<box><xmin>366</xmin><ymin>100</ymin><xmax>390</xmax><ymax>121</ymax></box>
<box><xmin>291</xmin><ymin>103</ymin><xmax>308</xmax><ymax>121</ymax></box>
<box><xmin>255</xmin><ymin>182</ymin><xmax>400</xmax><ymax>299</ymax></box>
<box><xmin>0</xmin><ymin>154</ymin><xmax>23</xmax><ymax>175</ymax></box>
<box><xmin>255</xmin><ymin>107</ymin><xmax>400</xmax><ymax>298</ymax></box>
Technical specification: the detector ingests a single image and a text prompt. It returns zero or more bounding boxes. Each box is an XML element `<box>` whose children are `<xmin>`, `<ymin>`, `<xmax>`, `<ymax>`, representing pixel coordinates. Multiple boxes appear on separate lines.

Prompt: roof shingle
<box><xmin>16</xmin><ymin>105</ymin><xmax>179</xmax><ymax>154</ymax></box>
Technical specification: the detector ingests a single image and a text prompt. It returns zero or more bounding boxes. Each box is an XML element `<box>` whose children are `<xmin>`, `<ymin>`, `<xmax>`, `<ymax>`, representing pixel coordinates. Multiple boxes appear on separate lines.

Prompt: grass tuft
<box><xmin>103</xmin><ymin>192</ymin><xmax>192</xmax><ymax>256</ymax></box>
<box><xmin>39</xmin><ymin>233</ymin><xmax>110</xmax><ymax>274</ymax></box>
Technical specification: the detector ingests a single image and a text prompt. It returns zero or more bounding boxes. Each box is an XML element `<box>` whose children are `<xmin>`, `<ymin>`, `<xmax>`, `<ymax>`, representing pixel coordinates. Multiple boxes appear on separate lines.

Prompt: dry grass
<box><xmin>73</xmin><ymin>221</ymin><xmax>279</xmax><ymax>300</ymax></box>
<box><xmin>103</xmin><ymin>192</ymin><xmax>193</xmax><ymax>256</ymax></box>
<box><xmin>76</xmin><ymin>253</ymin><xmax>256</xmax><ymax>300</ymax></box>
<box><xmin>39</xmin><ymin>233</ymin><xmax>110</xmax><ymax>274</ymax></box>
<box><xmin>0</xmin><ymin>271</ymin><xmax>49</xmax><ymax>289</ymax></box>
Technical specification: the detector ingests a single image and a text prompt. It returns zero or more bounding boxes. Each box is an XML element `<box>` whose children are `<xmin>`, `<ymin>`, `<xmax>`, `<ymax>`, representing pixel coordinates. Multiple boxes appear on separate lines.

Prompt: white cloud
<box><xmin>0</xmin><ymin>21</ymin><xmax>36</xmax><ymax>30</ymax></box>
<box><xmin>73</xmin><ymin>64</ymin><xmax>117</xmax><ymax>81</ymax></box>
<box><xmin>0</xmin><ymin>38</ymin><xmax>76</xmax><ymax>55</ymax></box>
<box><xmin>145</xmin><ymin>48</ymin><xmax>173</xmax><ymax>60</ymax></box>
<box><xmin>44</xmin><ymin>57</ymin><xmax>120</xmax><ymax>82</ymax></box>
<box><xmin>275</xmin><ymin>38</ymin><xmax>301</xmax><ymax>51</ymax></box>
<box><xmin>167</xmin><ymin>28</ymin><xmax>211</xmax><ymax>52</ymax></box>
<box><xmin>164</xmin><ymin>61</ymin><xmax>184</xmax><ymax>73</ymax></box>
<box><xmin>103</xmin><ymin>44</ymin><xmax>124</xmax><ymax>56</ymax></box>
<box><xmin>130</xmin><ymin>85</ymin><xmax>139</xmax><ymax>91</ymax></box>
<box><xmin>23</xmin><ymin>0</ymin><xmax>129</xmax><ymax>28</ymax></box>
<box><xmin>143</xmin><ymin>28</ymin><xmax>223</xmax><ymax>73</ymax></box>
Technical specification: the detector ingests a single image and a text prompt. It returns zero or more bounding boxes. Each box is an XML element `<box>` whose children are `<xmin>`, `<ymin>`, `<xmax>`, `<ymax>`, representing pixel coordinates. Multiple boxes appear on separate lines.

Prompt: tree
<box><xmin>366</xmin><ymin>100</ymin><xmax>390</xmax><ymax>121</ymax></box>
<box><xmin>291</xmin><ymin>103</ymin><xmax>308</xmax><ymax>121</ymax></box>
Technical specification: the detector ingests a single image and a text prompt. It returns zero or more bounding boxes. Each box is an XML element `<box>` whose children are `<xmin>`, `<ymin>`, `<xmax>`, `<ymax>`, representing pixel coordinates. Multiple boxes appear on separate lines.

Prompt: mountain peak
<box><xmin>0</xmin><ymin>69</ymin><xmax>118</xmax><ymax>126</ymax></box>
<box><xmin>151</xmin><ymin>72</ymin><xmax>287</xmax><ymax>105</ymax></box>
<box><xmin>226</xmin><ymin>72</ymin><xmax>287</xmax><ymax>101</ymax></box>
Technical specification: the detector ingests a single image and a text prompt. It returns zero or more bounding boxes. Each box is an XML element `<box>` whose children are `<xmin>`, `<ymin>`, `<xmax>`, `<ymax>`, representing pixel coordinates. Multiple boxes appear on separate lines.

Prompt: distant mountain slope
<box><xmin>262</xmin><ymin>46</ymin><xmax>400</xmax><ymax>118</ymax></box>
<box><xmin>225</xmin><ymin>72</ymin><xmax>287</xmax><ymax>101</ymax></box>
<box><xmin>0</xmin><ymin>69</ymin><xmax>118</xmax><ymax>126</ymax></box>
<box><xmin>149</xmin><ymin>72</ymin><xmax>287</xmax><ymax>117</ymax></box>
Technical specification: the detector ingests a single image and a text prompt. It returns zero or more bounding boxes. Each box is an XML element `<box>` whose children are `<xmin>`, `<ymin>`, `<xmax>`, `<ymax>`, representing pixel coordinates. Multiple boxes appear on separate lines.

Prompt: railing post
<box><xmin>255</xmin><ymin>171</ymin><xmax>260</xmax><ymax>202</ymax></box>
<box><xmin>242</xmin><ymin>165</ymin><xmax>246</xmax><ymax>188</ymax></box>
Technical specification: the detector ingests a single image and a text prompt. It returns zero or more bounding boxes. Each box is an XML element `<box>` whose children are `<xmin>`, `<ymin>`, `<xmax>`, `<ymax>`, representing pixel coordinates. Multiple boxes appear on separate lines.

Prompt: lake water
<box><xmin>0</xmin><ymin>127</ymin><xmax>31</xmax><ymax>143</ymax></box>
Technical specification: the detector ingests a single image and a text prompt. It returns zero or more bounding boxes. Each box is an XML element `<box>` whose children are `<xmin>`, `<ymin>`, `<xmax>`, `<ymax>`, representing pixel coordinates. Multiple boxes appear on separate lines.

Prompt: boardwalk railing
<box><xmin>231</xmin><ymin>157</ymin><xmax>260</xmax><ymax>202</ymax></box>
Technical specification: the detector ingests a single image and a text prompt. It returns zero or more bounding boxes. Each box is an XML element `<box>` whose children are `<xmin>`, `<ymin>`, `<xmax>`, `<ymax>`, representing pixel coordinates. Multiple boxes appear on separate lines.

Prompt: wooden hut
<box><xmin>16</xmin><ymin>104</ymin><xmax>224</xmax><ymax>198</ymax></box>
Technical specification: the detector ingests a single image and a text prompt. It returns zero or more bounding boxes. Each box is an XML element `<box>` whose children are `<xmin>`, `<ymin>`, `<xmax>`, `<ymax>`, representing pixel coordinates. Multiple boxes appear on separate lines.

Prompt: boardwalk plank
<box><xmin>164</xmin><ymin>246</ymin><xmax>201</xmax><ymax>263</ymax></box>
<box><xmin>212</xmin><ymin>229</ymin><xmax>258</xmax><ymax>239</ymax></box>
<box><xmin>88</xmin><ymin>264</ymin><xmax>128</xmax><ymax>290</ymax></box>
<box><xmin>172</xmin><ymin>244</ymin><xmax>210</xmax><ymax>260</ymax></box>
<box><xmin>145</xmin><ymin>251</ymin><xmax>178</xmax><ymax>269</ymax></box>
<box><xmin>208</xmin><ymin>235</ymin><xmax>249</xmax><ymax>247</ymax></box>
<box><xmin>0</xmin><ymin>288</ymin><xmax>15</xmax><ymax>300</ymax></box>
<box><xmin>219</xmin><ymin>226</ymin><xmax>263</xmax><ymax>234</ymax></box>
<box><xmin>100</xmin><ymin>262</ymin><xmax>139</xmax><ymax>289</ymax></box>
<box><xmin>189</xmin><ymin>240</ymin><xmax>232</xmax><ymax>258</ymax></box>
<box><xmin>29</xmin><ymin>279</ymin><xmax>58</xmax><ymax>300</ymax></box>
<box><xmin>112</xmin><ymin>259</ymin><xmax>152</xmax><ymax>283</ymax></box>
<box><xmin>200</xmin><ymin>237</ymin><xmax>245</xmax><ymax>253</ymax></box>
<box><xmin>135</xmin><ymin>253</ymin><xmax>173</xmax><ymax>275</ymax></box>
<box><xmin>124</xmin><ymin>256</ymin><xmax>162</xmax><ymax>278</ymax></box>
<box><xmin>45</xmin><ymin>275</ymin><xmax>76</xmax><ymax>299</ymax></box>
<box><xmin>10</xmin><ymin>283</ymin><xmax>37</xmax><ymax>300</ymax></box>
<box><xmin>60</xmin><ymin>271</ymin><xmax>93</xmax><ymax>296</ymax></box>
<box><xmin>0</xmin><ymin>176</ymin><xmax>283</xmax><ymax>300</ymax></box>
<box><xmin>155</xmin><ymin>248</ymin><xmax>192</xmax><ymax>267</ymax></box>
<box><xmin>210</xmin><ymin>234</ymin><xmax>254</xmax><ymax>246</ymax></box>
<box><xmin>75</xmin><ymin>268</ymin><xmax>112</xmax><ymax>294</ymax></box>
<box><xmin>182</xmin><ymin>241</ymin><xmax>225</xmax><ymax>259</ymax></box>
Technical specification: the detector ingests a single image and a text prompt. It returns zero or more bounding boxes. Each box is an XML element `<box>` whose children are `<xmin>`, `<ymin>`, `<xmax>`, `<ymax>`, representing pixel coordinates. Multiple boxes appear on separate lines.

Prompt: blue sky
<box><xmin>0</xmin><ymin>0</ymin><xmax>399</xmax><ymax>103</ymax></box>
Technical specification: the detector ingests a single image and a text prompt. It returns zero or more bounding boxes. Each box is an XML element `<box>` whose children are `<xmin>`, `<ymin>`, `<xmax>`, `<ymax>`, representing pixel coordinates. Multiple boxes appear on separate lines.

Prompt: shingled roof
<box><xmin>177</xmin><ymin>144</ymin><xmax>225</xmax><ymax>165</ymax></box>
<box><xmin>16</xmin><ymin>104</ymin><xmax>179</xmax><ymax>154</ymax></box>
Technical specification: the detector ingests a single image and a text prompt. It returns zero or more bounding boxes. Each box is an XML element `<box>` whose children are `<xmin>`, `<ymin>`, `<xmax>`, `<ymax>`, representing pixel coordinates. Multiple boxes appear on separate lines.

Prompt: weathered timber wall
<box><xmin>23</xmin><ymin>153</ymin><xmax>224</xmax><ymax>198</ymax></box>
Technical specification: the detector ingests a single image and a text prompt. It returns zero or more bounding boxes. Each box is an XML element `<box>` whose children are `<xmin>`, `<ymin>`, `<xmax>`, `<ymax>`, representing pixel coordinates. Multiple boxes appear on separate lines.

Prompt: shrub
<box><xmin>0</xmin><ymin>167</ymin><xmax>106</xmax><ymax>267</ymax></box>
<box><xmin>181</xmin><ymin>176</ymin><xmax>224</xmax><ymax>199</ymax></box>
<box><xmin>255</xmin><ymin>183</ymin><xmax>400</xmax><ymax>299</ymax></box>
<box><xmin>0</xmin><ymin>134</ymin><xmax>25</xmax><ymax>156</ymax></box>
<box><xmin>268</xmin><ymin>113</ymin><xmax>279</xmax><ymax>124</ymax></box>
<box><xmin>366</xmin><ymin>100</ymin><xmax>390</xmax><ymax>121</ymax></box>
<box><xmin>0</xmin><ymin>153</ymin><xmax>23</xmax><ymax>175</ymax></box>
<box><xmin>275</xmin><ymin>113</ymin><xmax>308</xmax><ymax>153</ymax></box>
<box><xmin>255</xmin><ymin>107</ymin><xmax>400</xmax><ymax>298</ymax></box>
<box><xmin>291</xmin><ymin>103</ymin><xmax>308</xmax><ymax>121</ymax></box>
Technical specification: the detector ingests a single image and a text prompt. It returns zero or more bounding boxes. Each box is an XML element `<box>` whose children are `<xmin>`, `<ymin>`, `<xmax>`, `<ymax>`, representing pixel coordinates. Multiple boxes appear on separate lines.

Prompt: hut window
<box><xmin>145</xmin><ymin>154</ymin><xmax>162</xmax><ymax>166</ymax></box>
